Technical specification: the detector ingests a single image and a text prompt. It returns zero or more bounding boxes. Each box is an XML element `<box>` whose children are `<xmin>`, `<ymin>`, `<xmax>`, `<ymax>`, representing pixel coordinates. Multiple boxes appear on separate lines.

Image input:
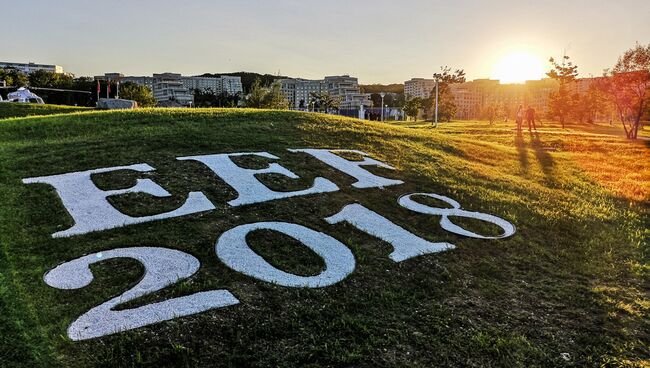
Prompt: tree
<box><xmin>598</xmin><ymin>43</ymin><xmax>650</xmax><ymax>139</ymax></box>
<box><xmin>546</xmin><ymin>55</ymin><xmax>579</xmax><ymax>128</ymax></box>
<box><xmin>261</xmin><ymin>82</ymin><xmax>289</xmax><ymax>109</ymax></box>
<box><xmin>481</xmin><ymin>103</ymin><xmax>499</xmax><ymax>124</ymax></box>
<box><xmin>119</xmin><ymin>82</ymin><xmax>156</xmax><ymax>107</ymax></box>
<box><xmin>403</xmin><ymin>97</ymin><xmax>423</xmax><ymax>121</ymax></box>
<box><xmin>0</xmin><ymin>67</ymin><xmax>28</xmax><ymax>87</ymax></box>
<box><xmin>309</xmin><ymin>92</ymin><xmax>340</xmax><ymax>113</ymax></box>
<box><xmin>245</xmin><ymin>78</ymin><xmax>267</xmax><ymax>108</ymax></box>
<box><xmin>425</xmin><ymin>66</ymin><xmax>465</xmax><ymax>123</ymax></box>
<box><xmin>570</xmin><ymin>85</ymin><xmax>609</xmax><ymax>124</ymax></box>
<box><xmin>244</xmin><ymin>79</ymin><xmax>288</xmax><ymax>109</ymax></box>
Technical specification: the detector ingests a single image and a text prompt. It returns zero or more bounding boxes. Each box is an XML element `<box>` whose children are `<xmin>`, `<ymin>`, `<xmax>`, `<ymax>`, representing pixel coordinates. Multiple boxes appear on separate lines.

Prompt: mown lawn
<box><xmin>1</xmin><ymin>108</ymin><xmax>648</xmax><ymax>367</ymax></box>
<box><xmin>0</xmin><ymin>103</ymin><xmax>91</xmax><ymax>119</ymax></box>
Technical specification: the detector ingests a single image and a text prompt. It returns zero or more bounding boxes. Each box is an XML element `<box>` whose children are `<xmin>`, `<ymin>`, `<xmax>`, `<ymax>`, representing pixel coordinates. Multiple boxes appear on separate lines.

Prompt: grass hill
<box><xmin>0</xmin><ymin>103</ymin><xmax>90</xmax><ymax>119</ymax></box>
<box><xmin>0</xmin><ymin>107</ymin><xmax>648</xmax><ymax>367</ymax></box>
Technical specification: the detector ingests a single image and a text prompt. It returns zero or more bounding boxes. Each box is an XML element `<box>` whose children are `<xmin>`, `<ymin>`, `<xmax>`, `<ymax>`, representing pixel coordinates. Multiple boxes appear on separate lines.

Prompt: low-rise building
<box><xmin>0</xmin><ymin>61</ymin><xmax>64</xmax><ymax>74</ymax></box>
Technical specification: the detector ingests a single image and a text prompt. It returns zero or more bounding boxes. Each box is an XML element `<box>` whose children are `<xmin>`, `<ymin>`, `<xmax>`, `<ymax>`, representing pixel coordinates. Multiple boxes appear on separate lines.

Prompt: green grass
<box><xmin>0</xmin><ymin>103</ymin><xmax>91</xmax><ymax>119</ymax></box>
<box><xmin>1</xmin><ymin>107</ymin><xmax>648</xmax><ymax>367</ymax></box>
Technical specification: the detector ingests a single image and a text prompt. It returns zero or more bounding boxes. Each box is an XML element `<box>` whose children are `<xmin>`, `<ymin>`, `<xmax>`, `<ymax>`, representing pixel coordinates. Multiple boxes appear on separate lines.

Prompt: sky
<box><xmin>2</xmin><ymin>0</ymin><xmax>649</xmax><ymax>84</ymax></box>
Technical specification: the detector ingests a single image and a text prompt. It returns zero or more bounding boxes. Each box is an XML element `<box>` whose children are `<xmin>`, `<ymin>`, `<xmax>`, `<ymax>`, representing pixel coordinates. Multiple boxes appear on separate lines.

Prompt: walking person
<box><xmin>525</xmin><ymin>106</ymin><xmax>537</xmax><ymax>131</ymax></box>
<box><xmin>515</xmin><ymin>105</ymin><xmax>524</xmax><ymax>131</ymax></box>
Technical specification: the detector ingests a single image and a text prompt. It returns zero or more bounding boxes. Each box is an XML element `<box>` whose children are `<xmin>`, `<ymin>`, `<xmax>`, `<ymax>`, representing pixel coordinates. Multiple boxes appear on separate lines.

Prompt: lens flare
<box><xmin>492</xmin><ymin>52</ymin><xmax>545</xmax><ymax>84</ymax></box>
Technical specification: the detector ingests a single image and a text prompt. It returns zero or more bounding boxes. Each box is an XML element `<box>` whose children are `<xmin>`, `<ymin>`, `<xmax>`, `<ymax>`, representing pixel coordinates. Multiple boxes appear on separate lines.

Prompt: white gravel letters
<box><xmin>216</xmin><ymin>222</ymin><xmax>356</xmax><ymax>287</ymax></box>
<box><xmin>44</xmin><ymin>247</ymin><xmax>239</xmax><ymax>341</ymax></box>
<box><xmin>22</xmin><ymin>164</ymin><xmax>215</xmax><ymax>238</ymax></box>
<box><xmin>178</xmin><ymin>152</ymin><xmax>339</xmax><ymax>206</ymax></box>
<box><xmin>289</xmin><ymin>149</ymin><xmax>404</xmax><ymax>188</ymax></box>
<box><xmin>325</xmin><ymin>203</ymin><xmax>455</xmax><ymax>262</ymax></box>
<box><xmin>398</xmin><ymin>193</ymin><xmax>516</xmax><ymax>239</ymax></box>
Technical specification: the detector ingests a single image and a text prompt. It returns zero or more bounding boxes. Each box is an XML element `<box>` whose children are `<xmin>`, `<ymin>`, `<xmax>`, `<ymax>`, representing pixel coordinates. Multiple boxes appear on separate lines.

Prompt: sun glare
<box><xmin>492</xmin><ymin>52</ymin><xmax>545</xmax><ymax>84</ymax></box>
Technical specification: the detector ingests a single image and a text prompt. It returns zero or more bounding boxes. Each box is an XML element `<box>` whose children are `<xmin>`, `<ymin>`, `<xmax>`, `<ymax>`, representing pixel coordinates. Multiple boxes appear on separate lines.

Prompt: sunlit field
<box><xmin>1</xmin><ymin>106</ymin><xmax>648</xmax><ymax>367</ymax></box>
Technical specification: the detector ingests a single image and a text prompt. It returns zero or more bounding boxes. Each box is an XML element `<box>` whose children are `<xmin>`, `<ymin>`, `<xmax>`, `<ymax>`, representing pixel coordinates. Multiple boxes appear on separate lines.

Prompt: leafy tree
<box><xmin>570</xmin><ymin>85</ymin><xmax>609</xmax><ymax>124</ymax></box>
<box><xmin>28</xmin><ymin>69</ymin><xmax>74</xmax><ymax>89</ymax></box>
<box><xmin>309</xmin><ymin>92</ymin><xmax>340</xmax><ymax>113</ymax></box>
<box><xmin>262</xmin><ymin>82</ymin><xmax>289</xmax><ymax>109</ymax></box>
<box><xmin>403</xmin><ymin>97</ymin><xmax>423</xmax><ymax>121</ymax></box>
<box><xmin>424</xmin><ymin>66</ymin><xmax>465</xmax><ymax>123</ymax></box>
<box><xmin>546</xmin><ymin>55</ymin><xmax>578</xmax><ymax>128</ymax></box>
<box><xmin>598</xmin><ymin>43</ymin><xmax>650</xmax><ymax>139</ymax></box>
<box><xmin>370</xmin><ymin>93</ymin><xmax>406</xmax><ymax>108</ymax></box>
<box><xmin>244</xmin><ymin>79</ymin><xmax>288</xmax><ymax>109</ymax></box>
<box><xmin>119</xmin><ymin>82</ymin><xmax>156</xmax><ymax>107</ymax></box>
<box><xmin>245</xmin><ymin>78</ymin><xmax>267</xmax><ymax>108</ymax></box>
<box><xmin>481</xmin><ymin>103</ymin><xmax>499</xmax><ymax>124</ymax></box>
<box><xmin>0</xmin><ymin>68</ymin><xmax>28</xmax><ymax>87</ymax></box>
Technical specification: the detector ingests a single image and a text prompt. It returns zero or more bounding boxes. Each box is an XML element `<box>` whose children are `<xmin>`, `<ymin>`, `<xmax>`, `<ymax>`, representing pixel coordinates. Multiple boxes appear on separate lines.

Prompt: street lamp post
<box><xmin>434</xmin><ymin>77</ymin><xmax>439</xmax><ymax>126</ymax></box>
<box><xmin>380</xmin><ymin>92</ymin><xmax>386</xmax><ymax>122</ymax></box>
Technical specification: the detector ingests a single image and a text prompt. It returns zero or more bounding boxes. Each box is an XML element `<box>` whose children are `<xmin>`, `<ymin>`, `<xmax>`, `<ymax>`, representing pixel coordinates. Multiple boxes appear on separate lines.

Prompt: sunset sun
<box><xmin>492</xmin><ymin>51</ymin><xmax>545</xmax><ymax>83</ymax></box>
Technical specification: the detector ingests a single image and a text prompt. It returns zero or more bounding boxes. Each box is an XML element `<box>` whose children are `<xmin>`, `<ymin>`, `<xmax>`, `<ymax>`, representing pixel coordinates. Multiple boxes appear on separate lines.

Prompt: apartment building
<box><xmin>179</xmin><ymin>75</ymin><xmax>242</xmax><ymax>95</ymax></box>
<box><xmin>324</xmin><ymin>75</ymin><xmax>372</xmax><ymax>109</ymax></box>
<box><xmin>404</xmin><ymin>78</ymin><xmax>438</xmax><ymax>99</ymax></box>
<box><xmin>277</xmin><ymin>75</ymin><xmax>372</xmax><ymax>110</ymax></box>
<box><xmin>95</xmin><ymin>72</ymin><xmax>243</xmax><ymax>106</ymax></box>
<box><xmin>181</xmin><ymin>76</ymin><xmax>221</xmax><ymax>93</ymax></box>
<box><xmin>277</xmin><ymin>78</ymin><xmax>326</xmax><ymax>109</ymax></box>
<box><xmin>152</xmin><ymin>73</ymin><xmax>194</xmax><ymax>106</ymax></box>
<box><xmin>220</xmin><ymin>76</ymin><xmax>244</xmax><ymax>95</ymax></box>
<box><xmin>0</xmin><ymin>61</ymin><xmax>65</xmax><ymax>74</ymax></box>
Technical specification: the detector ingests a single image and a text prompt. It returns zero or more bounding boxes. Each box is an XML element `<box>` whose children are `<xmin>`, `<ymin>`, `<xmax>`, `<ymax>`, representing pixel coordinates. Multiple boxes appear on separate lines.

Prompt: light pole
<box><xmin>380</xmin><ymin>92</ymin><xmax>386</xmax><ymax>121</ymax></box>
<box><xmin>433</xmin><ymin>76</ymin><xmax>439</xmax><ymax>126</ymax></box>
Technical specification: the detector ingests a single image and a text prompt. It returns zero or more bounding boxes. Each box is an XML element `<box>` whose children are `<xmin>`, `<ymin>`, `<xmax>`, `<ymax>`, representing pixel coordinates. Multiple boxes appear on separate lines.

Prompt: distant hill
<box><xmin>360</xmin><ymin>84</ymin><xmax>404</xmax><ymax>94</ymax></box>
<box><xmin>198</xmin><ymin>72</ymin><xmax>289</xmax><ymax>93</ymax></box>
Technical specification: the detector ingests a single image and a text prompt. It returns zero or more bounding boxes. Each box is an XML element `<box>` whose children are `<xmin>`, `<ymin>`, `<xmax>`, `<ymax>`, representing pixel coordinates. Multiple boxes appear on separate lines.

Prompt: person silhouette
<box><xmin>525</xmin><ymin>106</ymin><xmax>537</xmax><ymax>131</ymax></box>
<box><xmin>515</xmin><ymin>105</ymin><xmax>524</xmax><ymax>131</ymax></box>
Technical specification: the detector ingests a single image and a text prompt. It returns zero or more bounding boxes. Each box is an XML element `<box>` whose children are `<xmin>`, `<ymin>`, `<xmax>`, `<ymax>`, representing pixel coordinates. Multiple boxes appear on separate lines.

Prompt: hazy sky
<box><xmin>3</xmin><ymin>0</ymin><xmax>648</xmax><ymax>83</ymax></box>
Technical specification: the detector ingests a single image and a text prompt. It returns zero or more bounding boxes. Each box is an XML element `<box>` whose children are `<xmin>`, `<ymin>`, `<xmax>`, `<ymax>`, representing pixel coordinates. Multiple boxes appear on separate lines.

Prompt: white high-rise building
<box><xmin>182</xmin><ymin>76</ymin><xmax>221</xmax><ymax>93</ymax></box>
<box><xmin>220</xmin><ymin>76</ymin><xmax>243</xmax><ymax>95</ymax></box>
<box><xmin>404</xmin><ymin>78</ymin><xmax>437</xmax><ymax>99</ymax></box>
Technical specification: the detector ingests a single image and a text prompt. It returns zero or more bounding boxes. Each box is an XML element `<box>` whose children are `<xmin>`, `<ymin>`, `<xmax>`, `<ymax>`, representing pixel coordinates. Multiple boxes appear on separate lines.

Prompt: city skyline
<box><xmin>3</xmin><ymin>0</ymin><xmax>648</xmax><ymax>84</ymax></box>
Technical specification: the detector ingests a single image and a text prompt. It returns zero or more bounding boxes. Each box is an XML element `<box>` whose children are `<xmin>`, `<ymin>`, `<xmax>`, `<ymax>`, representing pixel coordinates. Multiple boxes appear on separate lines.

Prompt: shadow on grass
<box><xmin>515</xmin><ymin>130</ymin><xmax>529</xmax><ymax>174</ymax></box>
<box><xmin>529</xmin><ymin>131</ymin><xmax>556</xmax><ymax>184</ymax></box>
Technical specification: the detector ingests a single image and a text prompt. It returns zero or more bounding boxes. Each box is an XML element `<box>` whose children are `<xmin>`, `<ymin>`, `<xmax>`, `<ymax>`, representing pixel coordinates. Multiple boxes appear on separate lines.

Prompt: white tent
<box><xmin>6</xmin><ymin>87</ymin><xmax>44</xmax><ymax>104</ymax></box>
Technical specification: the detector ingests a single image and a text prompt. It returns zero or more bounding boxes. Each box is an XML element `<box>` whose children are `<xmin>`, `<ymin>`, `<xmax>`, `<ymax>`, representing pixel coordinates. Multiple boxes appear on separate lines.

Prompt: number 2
<box><xmin>44</xmin><ymin>247</ymin><xmax>239</xmax><ymax>341</ymax></box>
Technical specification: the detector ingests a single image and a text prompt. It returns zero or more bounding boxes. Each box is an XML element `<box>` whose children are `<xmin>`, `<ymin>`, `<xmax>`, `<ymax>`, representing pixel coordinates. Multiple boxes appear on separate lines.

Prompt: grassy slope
<box><xmin>0</xmin><ymin>103</ymin><xmax>91</xmax><ymax>119</ymax></box>
<box><xmin>0</xmin><ymin>108</ymin><xmax>648</xmax><ymax>367</ymax></box>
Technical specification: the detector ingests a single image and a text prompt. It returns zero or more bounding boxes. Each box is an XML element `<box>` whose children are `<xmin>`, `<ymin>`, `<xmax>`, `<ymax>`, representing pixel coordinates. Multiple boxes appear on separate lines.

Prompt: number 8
<box><xmin>398</xmin><ymin>193</ymin><xmax>516</xmax><ymax>239</ymax></box>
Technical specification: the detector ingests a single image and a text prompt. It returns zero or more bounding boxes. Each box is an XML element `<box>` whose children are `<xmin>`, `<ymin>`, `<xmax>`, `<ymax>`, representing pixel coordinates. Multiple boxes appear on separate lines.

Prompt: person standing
<box><xmin>525</xmin><ymin>106</ymin><xmax>537</xmax><ymax>131</ymax></box>
<box><xmin>515</xmin><ymin>105</ymin><xmax>524</xmax><ymax>131</ymax></box>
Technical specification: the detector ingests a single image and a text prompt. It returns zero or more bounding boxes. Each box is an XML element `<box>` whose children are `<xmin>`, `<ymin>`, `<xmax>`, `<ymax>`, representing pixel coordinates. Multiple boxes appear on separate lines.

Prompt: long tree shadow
<box><xmin>529</xmin><ymin>131</ymin><xmax>556</xmax><ymax>184</ymax></box>
<box><xmin>515</xmin><ymin>130</ymin><xmax>529</xmax><ymax>174</ymax></box>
